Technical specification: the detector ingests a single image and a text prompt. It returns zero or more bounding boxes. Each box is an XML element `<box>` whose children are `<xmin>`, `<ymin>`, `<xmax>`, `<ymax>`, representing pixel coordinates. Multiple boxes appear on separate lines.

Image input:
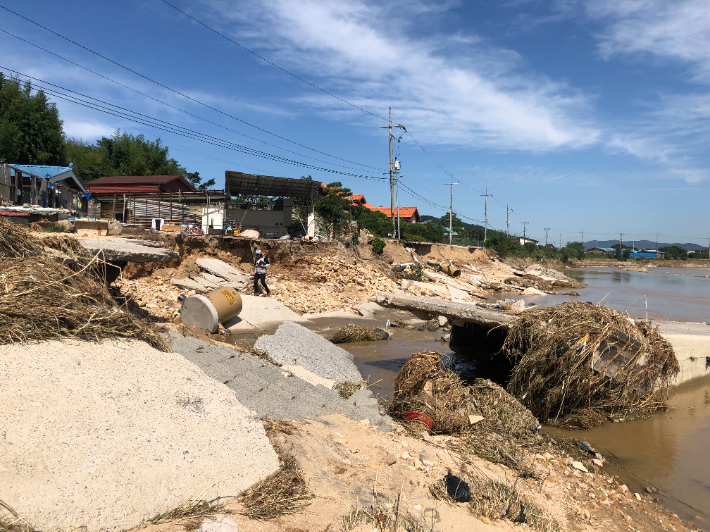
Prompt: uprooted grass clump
<box><xmin>429</xmin><ymin>471</ymin><xmax>559</xmax><ymax>532</ymax></box>
<box><xmin>238</xmin><ymin>420</ymin><xmax>314</xmax><ymax>520</ymax></box>
<box><xmin>390</xmin><ymin>351</ymin><xmax>545</xmax><ymax>476</ymax></box>
<box><xmin>0</xmin><ymin>219</ymin><xmax>169</xmax><ymax>350</ymax></box>
<box><xmin>151</xmin><ymin>498</ymin><xmax>223</xmax><ymax>526</ymax></box>
<box><xmin>334</xmin><ymin>380</ymin><xmax>363</xmax><ymax>399</ymax></box>
<box><xmin>329</xmin><ymin>324</ymin><xmax>385</xmax><ymax>344</ymax></box>
<box><xmin>503</xmin><ymin>302</ymin><xmax>679</xmax><ymax>428</ymax></box>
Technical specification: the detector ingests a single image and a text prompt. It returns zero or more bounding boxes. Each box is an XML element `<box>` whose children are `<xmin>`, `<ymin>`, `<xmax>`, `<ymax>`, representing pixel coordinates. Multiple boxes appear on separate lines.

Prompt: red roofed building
<box><xmin>87</xmin><ymin>175</ymin><xmax>197</xmax><ymax>195</ymax></box>
<box><xmin>365</xmin><ymin>205</ymin><xmax>421</xmax><ymax>223</ymax></box>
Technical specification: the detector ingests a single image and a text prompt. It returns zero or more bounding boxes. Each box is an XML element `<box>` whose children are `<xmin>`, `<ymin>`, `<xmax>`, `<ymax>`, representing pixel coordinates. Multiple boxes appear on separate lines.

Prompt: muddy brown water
<box><xmin>515</xmin><ymin>266</ymin><xmax>710</xmax><ymax>323</ymax></box>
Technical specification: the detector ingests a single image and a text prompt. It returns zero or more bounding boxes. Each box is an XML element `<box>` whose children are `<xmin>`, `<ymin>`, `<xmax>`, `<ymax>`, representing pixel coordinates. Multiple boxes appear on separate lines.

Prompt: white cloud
<box><xmin>62</xmin><ymin>119</ymin><xmax>116</xmax><ymax>140</ymax></box>
<box><xmin>205</xmin><ymin>0</ymin><xmax>601</xmax><ymax>151</ymax></box>
<box><xmin>585</xmin><ymin>0</ymin><xmax>710</xmax><ymax>83</ymax></box>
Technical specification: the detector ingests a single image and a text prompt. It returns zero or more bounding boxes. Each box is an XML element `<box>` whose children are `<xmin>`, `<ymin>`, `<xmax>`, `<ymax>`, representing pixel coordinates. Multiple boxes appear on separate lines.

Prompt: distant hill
<box><xmin>584</xmin><ymin>240</ymin><xmax>705</xmax><ymax>251</ymax></box>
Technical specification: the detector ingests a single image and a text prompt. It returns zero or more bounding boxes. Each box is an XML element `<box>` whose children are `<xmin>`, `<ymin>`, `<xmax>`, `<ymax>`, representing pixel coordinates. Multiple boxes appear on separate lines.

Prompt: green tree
<box><xmin>659</xmin><ymin>246</ymin><xmax>688</xmax><ymax>260</ymax></box>
<box><xmin>315</xmin><ymin>181</ymin><xmax>353</xmax><ymax>237</ymax></box>
<box><xmin>66</xmin><ymin>131</ymin><xmax>187</xmax><ymax>183</ymax></box>
<box><xmin>185</xmin><ymin>171</ymin><xmax>216</xmax><ymax>191</ymax></box>
<box><xmin>0</xmin><ymin>75</ymin><xmax>66</xmax><ymax>165</ymax></box>
<box><xmin>565</xmin><ymin>241</ymin><xmax>585</xmax><ymax>260</ymax></box>
<box><xmin>352</xmin><ymin>204</ymin><xmax>391</xmax><ymax>237</ymax></box>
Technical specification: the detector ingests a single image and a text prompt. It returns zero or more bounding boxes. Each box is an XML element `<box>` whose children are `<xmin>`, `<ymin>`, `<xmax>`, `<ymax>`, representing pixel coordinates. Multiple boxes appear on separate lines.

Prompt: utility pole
<box><xmin>620</xmin><ymin>233</ymin><xmax>624</xmax><ymax>256</ymax></box>
<box><xmin>447</xmin><ymin>175</ymin><xmax>460</xmax><ymax>245</ymax></box>
<box><xmin>559</xmin><ymin>234</ymin><xmax>562</xmax><ymax>249</ymax></box>
<box><xmin>395</xmin><ymin>174</ymin><xmax>405</xmax><ymax>240</ymax></box>
<box><xmin>544</xmin><ymin>226</ymin><xmax>550</xmax><ymax>246</ymax></box>
<box><xmin>581</xmin><ymin>229</ymin><xmax>584</xmax><ymax>251</ymax></box>
<box><xmin>506</xmin><ymin>204</ymin><xmax>512</xmax><ymax>236</ymax></box>
<box><xmin>656</xmin><ymin>233</ymin><xmax>660</xmax><ymax>252</ymax></box>
<box><xmin>523</xmin><ymin>221</ymin><xmax>529</xmax><ymax>243</ymax></box>
<box><xmin>481</xmin><ymin>188</ymin><xmax>492</xmax><ymax>241</ymax></box>
<box><xmin>378</xmin><ymin>107</ymin><xmax>405</xmax><ymax>237</ymax></box>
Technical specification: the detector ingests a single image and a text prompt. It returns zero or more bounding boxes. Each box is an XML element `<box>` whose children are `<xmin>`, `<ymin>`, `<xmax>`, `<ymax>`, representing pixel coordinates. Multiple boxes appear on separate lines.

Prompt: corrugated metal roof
<box><xmin>87</xmin><ymin>185</ymin><xmax>163</xmax><ymax>194</ymax></box>
<box><xmin>225</xmin><ymin>171</ymin><xmax>322</xmax><ymax>200</ymax></box>
<box><xmin>87</xmin><ymin>175</ymin><xmax>194</xmax><ymax>187</ymax></box>
<box><xmin>10</xmin><ymin>164</ymin><xmax>72</xmax><ymax>179</ymax></box>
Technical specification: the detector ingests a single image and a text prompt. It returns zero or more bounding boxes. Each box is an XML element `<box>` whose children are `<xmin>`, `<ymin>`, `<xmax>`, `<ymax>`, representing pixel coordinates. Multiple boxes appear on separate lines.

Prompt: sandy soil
<box><xmin>130</xmin><ymin>414</ymin><xmax>693</xmax><ymax>532</ymax></box>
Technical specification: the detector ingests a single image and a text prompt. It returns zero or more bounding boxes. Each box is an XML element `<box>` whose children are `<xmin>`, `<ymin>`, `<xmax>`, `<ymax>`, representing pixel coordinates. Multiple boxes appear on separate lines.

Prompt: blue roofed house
<box><xmin>0</xmin><ymin>163</ymin><xmax>86</xmax><ymax>209</ymax></box>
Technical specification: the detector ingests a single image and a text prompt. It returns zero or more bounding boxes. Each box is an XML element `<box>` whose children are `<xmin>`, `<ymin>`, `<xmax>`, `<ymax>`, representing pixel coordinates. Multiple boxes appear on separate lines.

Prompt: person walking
<box><xmin>253</xmin><ymin>249</ymin><xmax>271</xmax><ymax>297</ymax></box>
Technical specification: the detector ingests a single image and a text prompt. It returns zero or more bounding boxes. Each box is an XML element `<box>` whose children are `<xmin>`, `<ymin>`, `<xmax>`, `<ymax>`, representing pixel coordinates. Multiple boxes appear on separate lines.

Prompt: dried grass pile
<box><xmin>329</xmin><ymin>324</ymin><xmax>384</xmax><ymax>344</ymax></box>
<box><xmin>391</xmin><ymin>351</ymin><xmax>544</xmax><ymax>475</ymax></box>
<box><xmin>239</xmin><ymin>420</ymin><xmax>313</xmax><ymax>520</ymax></box>
<box><xmin>0</xmin><ymin>219</ymin><xmax>169</xmax><ymax>350</ymax></box>
<box><xmin>503</xmin><ymin>302</ymin><xmax>679</xmax><ymax>428</ymax></box>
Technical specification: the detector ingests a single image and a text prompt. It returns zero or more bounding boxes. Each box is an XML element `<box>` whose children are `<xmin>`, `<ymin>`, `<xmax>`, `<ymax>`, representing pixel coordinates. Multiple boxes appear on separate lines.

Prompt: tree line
<box><xmin>0</xmin><ymin>75</ymin><xmax>213</xmax><ymax>189</ymax></box>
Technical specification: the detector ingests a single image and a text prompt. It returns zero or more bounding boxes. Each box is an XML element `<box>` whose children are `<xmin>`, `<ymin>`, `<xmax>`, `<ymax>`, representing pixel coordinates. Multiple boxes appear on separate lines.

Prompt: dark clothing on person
<box><xmin>254</xmin><ymin>255</ymin><xmax>270</xmax><ymax>295</ymax></box>
<box><xmin>254</xmin><ymin>273</ymin><xmax>270</xmax><ymax>295</ymax></box>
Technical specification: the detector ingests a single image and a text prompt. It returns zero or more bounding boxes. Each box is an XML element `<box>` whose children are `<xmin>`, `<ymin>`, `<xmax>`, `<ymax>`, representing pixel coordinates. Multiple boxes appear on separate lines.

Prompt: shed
<box><xmin>87</xmin><ymin>175</ymin><xmax>197</xmax><ymax>195</ymax></box>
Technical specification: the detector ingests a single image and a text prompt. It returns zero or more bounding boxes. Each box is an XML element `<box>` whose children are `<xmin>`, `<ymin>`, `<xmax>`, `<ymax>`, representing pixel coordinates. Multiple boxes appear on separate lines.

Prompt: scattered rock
<box><xmin>437</xmin><ymin>315</ymin><xmax>448</xmax><ymax>327</ymax></box>
<box><xmin>571</xmin><ymin>461</ymin><xmax>589</xmax><ymax>473</ymax></box>
<box><xmin>468</xmin><ymin>415</ymin><xmax>484</xmax><ymax>425</ymax></box>
<box><xmin>510</xmin><ymin>299</ymin><xmax>526</xmax><ymax>312</ymax></box>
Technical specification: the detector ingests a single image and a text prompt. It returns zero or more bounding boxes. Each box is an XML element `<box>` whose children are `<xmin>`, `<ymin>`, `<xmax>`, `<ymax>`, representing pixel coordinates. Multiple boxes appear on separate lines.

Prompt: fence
<box><xmin>125</xmin><ymin>197</ymin><xmax>200</xmax><ymax>227</ymax></box>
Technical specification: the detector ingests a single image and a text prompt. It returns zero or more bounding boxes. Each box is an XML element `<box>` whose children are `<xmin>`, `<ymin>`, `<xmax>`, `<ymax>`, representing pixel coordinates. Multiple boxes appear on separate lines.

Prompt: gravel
<box><xmin>253</xmin><ymin>321</ymin><xmax>363</xmax><ymax>383</ymax></box>
<box><xmin>0</xmin><ymin>339</ymin><xmax>279</xmax><ymax>532</ymax></box>
<box><xmin>166</xmin><ymin>331</ymin><xmax>390</xmax><ymax>430</ymax></box>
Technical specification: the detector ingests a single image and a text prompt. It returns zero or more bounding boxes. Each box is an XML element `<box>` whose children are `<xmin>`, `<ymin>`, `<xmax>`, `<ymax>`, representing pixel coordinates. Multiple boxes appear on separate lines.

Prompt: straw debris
<box><xmin>390</xmin><ymin>351</ymin><xmax>544</xmax><ymax>475</ymax></box>
<box><xmin>503</xmin><ymin>302</ymin><xmax>679</xmax><ymax>428</ymax></box>
<box><xmin>0</xmin><ymin>219</ymin><xmax>169</xmax><ymax>351</ymax></box>
<box><xmin>329</xmin><ymin>324</ymin><xmax>385</xmax><ymax>344</ymax></box>
<box><xmin>238</xmin><ymin>454</ymin><xmax>314</xmax><ymax>520</ymax></box>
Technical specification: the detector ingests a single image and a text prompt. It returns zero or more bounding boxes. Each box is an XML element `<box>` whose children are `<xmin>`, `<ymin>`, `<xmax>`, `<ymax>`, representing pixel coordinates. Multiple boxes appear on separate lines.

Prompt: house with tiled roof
<box><xmin>364</xmin><ymin>205</ymin><xmax>421</xmax><ymax>223</ymax></box>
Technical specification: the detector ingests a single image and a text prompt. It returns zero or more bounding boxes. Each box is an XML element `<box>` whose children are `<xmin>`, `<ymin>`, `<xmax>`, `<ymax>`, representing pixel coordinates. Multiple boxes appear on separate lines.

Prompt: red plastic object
<box><xmin>402</xmin><ymin>410</ymin><xmax>433</xmax><ymax>430</ymax></box>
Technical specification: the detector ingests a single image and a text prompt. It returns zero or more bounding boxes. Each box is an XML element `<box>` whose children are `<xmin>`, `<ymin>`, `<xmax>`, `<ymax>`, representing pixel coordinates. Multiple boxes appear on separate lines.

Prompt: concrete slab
<box><xmin>224</xmin><ymin>295</ymin><xmax>311</xmax><ymax>332</ymax></box>
<box><xmin>302</xmin><ymin>310</ymin><xmax>362</xmax><ymax>320</ymax></box>
<box><xmin>657</xmin><ymin>320</ymin><xmax>710</xmax><ymax>385</ymax></box>
<box><xmin>200</xmin><ymin>272</ymin><xmax>227</xmax><ymax>285</ymax></box>
<box><xmin>79</xmin><ymin>239</ymin><xmax>178</xmax><ymax>263</ymax></box>
<box><xmin>448</xmin><ymin>285</ymin><xmax>470</xmax><ymax>301</ymax></box>
<box><xmin>254</xmin><ymin>321</ymin><xmax>363</xmax><ymax>383</ymax></box>
<box><xmin>172</xmin><ymin>278</ymin><xmax>208</xmax><ymax>293</ymax></box>
<box><xmin>197</xmin><ymin>258</ymin><xmax>248</xmax><ymax>282</ymax></box>
<box><xmin>353</xmin><ymin>301</ymin><xmax>385</xmax><ymax>317</ymax></box>
<box><xmin>165</xmin><ymin>332</ymin><xmax>390</xmax><ymax>429</ymax></box>
<box><xmin>377</xmin><ymin>291</ymin><xmax>514</xmax><ymax>328</ymax></box>
<box><xmin>191</xmin><ymin>274</ymin><xmax>219</xmax><ymax>289</ymax></box>
<box><xmin>0</xmin><ymin>339</ymin><xmax>279</xmax><ymax>532</ymax></box>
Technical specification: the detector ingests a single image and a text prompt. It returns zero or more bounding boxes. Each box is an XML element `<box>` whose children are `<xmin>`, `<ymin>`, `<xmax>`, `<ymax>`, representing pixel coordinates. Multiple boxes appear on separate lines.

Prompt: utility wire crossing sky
<box><xmin>1</xmin><ymin>0</ymin><xmax>708</xmax><ymax>244</ymax></box>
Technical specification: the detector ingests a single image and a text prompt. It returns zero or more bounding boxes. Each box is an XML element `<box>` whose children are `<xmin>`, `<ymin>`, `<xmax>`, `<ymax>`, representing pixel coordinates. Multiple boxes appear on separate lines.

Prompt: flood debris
<box><xmin>328</xmin><ymin>324</ymin><xmax>387</xmax><ymax>344</ymax></box>
<box><xmin>503</xmin><ymin>302</ymin><xmax>680</xmax><ymax>428</ymax></box>
<box><xmin>0</xmin><ymin>219</ymin><xmax>168</xmax><ymax>350</ymax></box>
<box><xmin>390</xmin><ymin>351</ymin><xmax>546</xmax><ymax>476</ymax></box>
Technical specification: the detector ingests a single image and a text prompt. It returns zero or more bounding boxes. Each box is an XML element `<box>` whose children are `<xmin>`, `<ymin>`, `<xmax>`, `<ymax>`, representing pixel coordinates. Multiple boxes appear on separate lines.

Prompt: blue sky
<box><xmin>1</xmin><ymin>0</ymin><xmax>709</xmax><ymax>245</ymax></box>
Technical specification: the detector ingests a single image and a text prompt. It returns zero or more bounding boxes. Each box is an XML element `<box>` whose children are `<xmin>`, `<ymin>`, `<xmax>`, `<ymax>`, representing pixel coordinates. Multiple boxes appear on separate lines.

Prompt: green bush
<box><xmin>372</xmin><ymin>238</ymin><xmax>386</xmax><ymax>255</ymax></box>
<box><xmin>351</xmin><ymin>233</ymin><xmax>360</xmax><ymax>245</ymax></box>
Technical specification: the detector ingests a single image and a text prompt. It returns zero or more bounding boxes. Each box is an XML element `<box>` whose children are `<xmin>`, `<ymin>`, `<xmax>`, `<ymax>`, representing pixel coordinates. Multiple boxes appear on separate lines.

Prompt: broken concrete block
<box><xmin>510</xmin><ymin>300</ymin><xmax>526</xmax><ymax>313</ymax></box>
<box><xmin>196</xmin><ymin>258</ymin><xmax>246</xmax><ymax>282</ymax></box>
<box><xmin>437</xmin><ymin>315</ymin><xmax>448</xmax><ymax>327</ymax></box>
<box><xmin>522</xmin><ymin>287</ymin><xmax>546</xmax><ymax>296</ymax></box>
<box><xmin>172</xmin><ymin>278</ymin><xmax>208</xmax><ymax>293</ymax></box>
<box><xmin>468</xmin><ymin>415</ymin><xmax>484</xmax><ymax>425</ymax></box>
<box><xmin>447</xmin><ymin>285</ymin><xmax>470</xmax><ymax>301</ymax></box>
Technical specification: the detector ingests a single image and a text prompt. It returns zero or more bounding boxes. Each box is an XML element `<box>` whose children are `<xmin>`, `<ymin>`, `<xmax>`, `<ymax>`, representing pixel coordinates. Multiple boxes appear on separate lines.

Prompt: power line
<box><xmin>0</xmin><ymin>27</ymin><xmax>380</xmax><ymax>175</ymax></box>
<box><xmin>0</xmin><ymin>3</ymin><xmax>380</xmax><ymax>171</ymax></box>
<box><xmin>159</xmin><ymin>0</ymin><xmax>387</xmax><ymax>122</ymax></box>
<box><xmin>0</xmin><ymin>65</ymin><xmax>387</xmax><ymax>182</ymax></box>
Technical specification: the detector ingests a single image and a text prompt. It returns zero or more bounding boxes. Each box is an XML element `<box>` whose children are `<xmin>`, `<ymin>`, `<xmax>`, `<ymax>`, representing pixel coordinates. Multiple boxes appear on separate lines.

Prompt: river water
<box><xmin>519</xmin><ymin>266</ymin><xmax>710</xmax><ymax>323</ymax></box>
<box><xmin>343</xmin><ymin>265</ymin><xmax>710</xmax><ymax>527</ymax></box>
